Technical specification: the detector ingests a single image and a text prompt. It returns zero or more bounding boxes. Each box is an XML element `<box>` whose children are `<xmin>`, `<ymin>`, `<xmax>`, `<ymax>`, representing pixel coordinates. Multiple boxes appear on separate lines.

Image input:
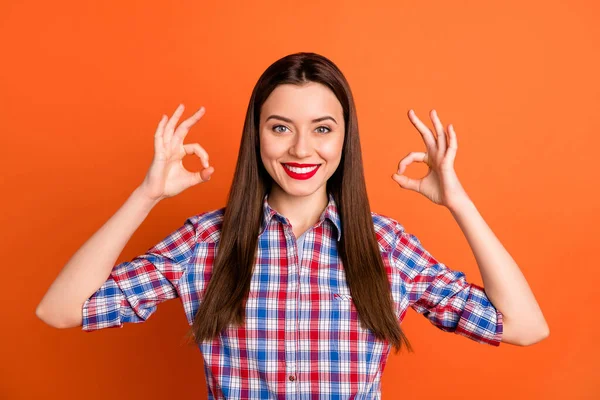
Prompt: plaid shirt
<box><xmin>83</xmin><ymin>193</ymin><xmax>503</xmax><ymax>399</ymax></box>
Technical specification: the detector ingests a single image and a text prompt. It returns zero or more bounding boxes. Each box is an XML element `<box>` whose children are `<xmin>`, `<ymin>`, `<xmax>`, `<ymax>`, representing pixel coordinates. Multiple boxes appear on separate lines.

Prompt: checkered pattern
<box><xmin>83</xmin><ymin>193</ymin><xmax>503</xmax><ymax>398</ymax></box>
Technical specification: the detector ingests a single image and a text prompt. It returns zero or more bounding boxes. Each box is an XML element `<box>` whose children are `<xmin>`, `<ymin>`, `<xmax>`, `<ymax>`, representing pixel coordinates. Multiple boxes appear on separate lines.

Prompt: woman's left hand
<box><xmin>392</xmin><ymin>109</ymin><xmax>470</xmax><ymax>210</ymax></box>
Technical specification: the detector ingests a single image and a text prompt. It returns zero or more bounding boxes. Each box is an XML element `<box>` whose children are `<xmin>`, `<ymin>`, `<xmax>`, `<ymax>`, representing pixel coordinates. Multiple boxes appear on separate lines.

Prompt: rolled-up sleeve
<box><xmin>82</xmin><ymin>216</ymin><xmax>198</xmax><ymax>331</ymax></box>
<box><xmin>391</xmin><ymin>225</ymin><xmax>503</xmax><ymax>347</ymax></box>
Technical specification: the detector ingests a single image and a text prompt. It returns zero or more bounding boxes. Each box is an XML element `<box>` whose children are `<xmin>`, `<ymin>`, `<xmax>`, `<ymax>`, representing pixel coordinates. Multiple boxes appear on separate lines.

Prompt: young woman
<box><xmin>37</xmin><ymin>52</ymin><xmax>548</xmax><ymax>398</ymax></box>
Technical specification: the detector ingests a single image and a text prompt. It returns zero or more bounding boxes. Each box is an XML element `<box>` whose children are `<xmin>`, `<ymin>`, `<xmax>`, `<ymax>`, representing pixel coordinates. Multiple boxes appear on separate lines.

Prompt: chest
<box><xmin>187</xmin><ymin>221</ymin><xmax>408</xmax><ymax>396</ymax></box>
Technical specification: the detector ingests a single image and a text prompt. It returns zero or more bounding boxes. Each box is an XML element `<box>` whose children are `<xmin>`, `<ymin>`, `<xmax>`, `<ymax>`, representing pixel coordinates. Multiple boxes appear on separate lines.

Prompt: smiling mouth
<box><xmin>282</xmin><ymin>163</ymin><xmax>320</xmax><ymax>173</ymax></box>
<box><xmin>281</xmin><ymin>163</ymin><xmax>321</xmax><ymax>180</ymax></box>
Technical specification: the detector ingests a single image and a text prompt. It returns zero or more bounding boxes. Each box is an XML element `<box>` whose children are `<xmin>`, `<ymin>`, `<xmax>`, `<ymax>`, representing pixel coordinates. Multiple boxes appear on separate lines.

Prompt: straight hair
<box><xmin>185</xmin><ymin>52</ymin><xmax>413</xmax><ymax>354</ymax></box>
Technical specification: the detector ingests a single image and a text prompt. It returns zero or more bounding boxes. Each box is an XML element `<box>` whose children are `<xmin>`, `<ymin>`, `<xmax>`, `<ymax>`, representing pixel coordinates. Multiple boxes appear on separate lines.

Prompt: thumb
<box><xmin>192</xmin><ymin>167</ymin><xmax>214</xmax><ymax>185</ymax></box>
<box><xmin>392</xmin><ymin>173</ymin><xmax>419</xmax><ymax>192</ymax></box>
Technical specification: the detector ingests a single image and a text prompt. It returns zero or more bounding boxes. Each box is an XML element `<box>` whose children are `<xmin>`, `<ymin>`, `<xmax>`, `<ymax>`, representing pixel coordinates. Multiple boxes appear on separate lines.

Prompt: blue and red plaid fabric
<box><xmin>83</xmin><ymin>192</ymin><xmax>503</xmax><ymax>398</ymax></box>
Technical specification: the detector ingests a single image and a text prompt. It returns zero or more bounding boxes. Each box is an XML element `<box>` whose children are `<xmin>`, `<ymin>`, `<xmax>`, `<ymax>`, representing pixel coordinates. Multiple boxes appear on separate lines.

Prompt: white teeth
<box><xmin>284</xmin><ymin>164</ymin><xmax>318</xmax><ymax>174</ymax></box>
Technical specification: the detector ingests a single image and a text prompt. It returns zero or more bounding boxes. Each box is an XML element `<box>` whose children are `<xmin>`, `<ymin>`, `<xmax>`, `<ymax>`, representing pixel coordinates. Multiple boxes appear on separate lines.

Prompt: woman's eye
<box><xmin>272</xmin><ymin>125</ymin><xmax>331</xmax><ymax>134</ymax></box>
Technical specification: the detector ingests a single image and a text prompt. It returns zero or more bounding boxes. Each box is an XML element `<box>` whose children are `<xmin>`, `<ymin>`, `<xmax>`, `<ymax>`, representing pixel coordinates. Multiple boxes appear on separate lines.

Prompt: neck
<box><xmin>267</xmin><ymin>184</ymin><xmax>328</xmax><ymax>236</ymax></box>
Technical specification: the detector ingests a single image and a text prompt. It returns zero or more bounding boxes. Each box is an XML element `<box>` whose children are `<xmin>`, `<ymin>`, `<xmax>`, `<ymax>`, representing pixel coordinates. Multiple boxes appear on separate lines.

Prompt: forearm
<box><xmin>448</xmin><ymin>197</ymin><xmax>549</xmax><ymax>344</ymax></box>
<box><xmin>36</xmin><ymin>186</ymin><xmax>160</xmax><ymax>328</ymax></box>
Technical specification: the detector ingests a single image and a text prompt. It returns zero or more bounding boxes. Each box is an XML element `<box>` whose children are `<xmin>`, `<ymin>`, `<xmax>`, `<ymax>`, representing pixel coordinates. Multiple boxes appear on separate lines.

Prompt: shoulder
<box><xmin>370</xmin><ymin>211</ymin><xmax>407</xmax><ymax>252</ymax></box>
<box><xmin>187</xmin><ymin>207</ymin><xmax>226</xmax><ymax>244</ymax></box>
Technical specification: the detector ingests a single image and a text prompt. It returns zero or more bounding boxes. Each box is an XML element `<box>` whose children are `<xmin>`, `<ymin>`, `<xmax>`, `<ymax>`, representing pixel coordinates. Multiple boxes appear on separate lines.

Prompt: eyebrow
<box><xmin>265</xmin><ymin>114</ymin><xmax>338</xmax><ymax>125</ymax></box>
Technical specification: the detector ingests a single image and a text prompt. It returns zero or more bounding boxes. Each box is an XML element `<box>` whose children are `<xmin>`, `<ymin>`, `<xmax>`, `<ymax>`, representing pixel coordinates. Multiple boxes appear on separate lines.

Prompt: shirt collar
<box><xmin>259</xmin><ymin>192</ymin><xmax>342</xmax><ymax>241</ymax></box>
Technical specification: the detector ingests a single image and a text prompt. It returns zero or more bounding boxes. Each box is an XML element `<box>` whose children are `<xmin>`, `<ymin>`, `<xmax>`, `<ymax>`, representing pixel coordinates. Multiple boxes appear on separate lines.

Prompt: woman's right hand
<box><xmin>139</xmin><ymin>104</ymin><xmax>214</xmax><ymax>202</ymax></box>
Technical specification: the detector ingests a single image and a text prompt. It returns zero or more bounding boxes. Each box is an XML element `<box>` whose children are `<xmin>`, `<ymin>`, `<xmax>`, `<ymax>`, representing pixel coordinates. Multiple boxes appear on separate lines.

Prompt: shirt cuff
<box><xmin>81</xmin><ymin>295</ymin><xmax>124</xmax><ymax>332</ymax></box>
<box><xmin>455</xmin><ymin>283</ymin><xmax>503</xmax><ymax>346</ymax></box>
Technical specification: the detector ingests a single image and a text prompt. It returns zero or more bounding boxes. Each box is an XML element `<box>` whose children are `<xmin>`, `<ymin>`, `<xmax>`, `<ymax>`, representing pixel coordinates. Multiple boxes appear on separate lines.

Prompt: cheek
<box><xmin>319</xmin><ymin>137</ymin><xmax>344</xmax><ymax>162</ymax></box>
<box><xmin>260</xmin><ymin>136</ymin><xmax>285</xmax><ymax>165</ymax></box>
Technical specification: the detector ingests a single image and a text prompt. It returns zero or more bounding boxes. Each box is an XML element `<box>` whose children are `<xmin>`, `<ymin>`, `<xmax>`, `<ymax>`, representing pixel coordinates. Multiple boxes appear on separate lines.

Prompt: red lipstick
<box><xmin>284</xmin><ymin>162</ymin><xmax>320</xmax><ymax>167</ymax></box>
<box><xmin>282</xmin><ymin>163</ymin><xmax>321</xmax><ymax>180</ymax></box>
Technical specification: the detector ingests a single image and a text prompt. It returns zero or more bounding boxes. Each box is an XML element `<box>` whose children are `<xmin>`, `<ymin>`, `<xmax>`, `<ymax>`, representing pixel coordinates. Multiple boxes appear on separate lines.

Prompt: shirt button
<box><xmin>288</xmin><ymin>375</ymin><xmax>296</xmax><ymax>381</ymax></box>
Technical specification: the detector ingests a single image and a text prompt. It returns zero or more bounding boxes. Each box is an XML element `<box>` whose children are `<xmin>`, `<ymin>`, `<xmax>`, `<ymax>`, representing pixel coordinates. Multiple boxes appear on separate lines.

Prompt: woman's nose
<box><xmin>290</xmin><ymin>131</ymin><xmax>312</xmax><ymax>158</ymax></box>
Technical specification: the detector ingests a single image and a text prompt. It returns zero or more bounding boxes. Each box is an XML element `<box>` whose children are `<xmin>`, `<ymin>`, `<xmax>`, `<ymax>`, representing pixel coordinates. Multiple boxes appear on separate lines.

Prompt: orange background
<box><xmin>1</xmin><ymin>0</ymin><xmax>598</xmax><ymax>398</ymax></box>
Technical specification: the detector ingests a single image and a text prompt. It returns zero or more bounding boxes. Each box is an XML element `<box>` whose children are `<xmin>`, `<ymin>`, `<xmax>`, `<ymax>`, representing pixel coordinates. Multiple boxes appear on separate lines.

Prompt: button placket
<box><xmin>283</xmin><ymin>223</ymin><xmax>300</xmax><ymax>379</ymax></box>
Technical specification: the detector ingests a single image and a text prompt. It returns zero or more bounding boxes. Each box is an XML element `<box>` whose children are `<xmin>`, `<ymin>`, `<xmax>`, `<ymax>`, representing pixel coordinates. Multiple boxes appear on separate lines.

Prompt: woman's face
<box><xmin>259</xmin><ymin>82</ymin><xmax>345</xmax><ymax>199</ymax></box>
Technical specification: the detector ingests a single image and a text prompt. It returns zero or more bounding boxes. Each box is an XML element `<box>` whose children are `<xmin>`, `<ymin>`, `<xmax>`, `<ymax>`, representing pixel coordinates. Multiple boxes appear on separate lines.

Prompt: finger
<box><xmin>430</xmin><ymin>109</ymin><xmax>446</xmax><ymax>155</ymax></box>
<box><xmin>408</xmin><ymin>109</ymin><xmax>437</xmax><ymax>150</ymax></box>
<box><xmin>172</xmin><ymin>106</ymin><xmax>206</xmax><ymax>148</ymax></box>
<box><xmin>192</xmin><ymin>166</ymin><xmax>214</xmax><ymax>185</ymax></box>
<box><xmin>392</xmin><ymin>173</ymin><xmax>421</xmax><ymax>192</ymax></box>
<box><xmin>397</xmin><ymin>151</ymin><xmax>428</xmax><ymax>175</ymax></box>
<box><xmin>164</xmin><ymin>103</ymin><xmax>186</xmax><ymax>145</ymax></box>
<box><xmin>154</xmin><ymin>114</ymin><xmax>168</xmax><ymax>155</ymax></box>
<box><xmin>183</xmin><ymin>143</ymin><xmax>210</xmax><ymax>169</ymax></box>
<box><xmin>447</xmin><ymin>124</ymin><xmax>458</xmax><ymax>160</ymax></box>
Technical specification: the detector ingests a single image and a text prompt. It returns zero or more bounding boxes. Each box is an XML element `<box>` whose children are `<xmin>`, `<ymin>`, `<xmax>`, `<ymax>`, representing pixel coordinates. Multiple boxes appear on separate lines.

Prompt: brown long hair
<box><xmin>185</xmin><ymin>52</ymin><xmax>413</xmax><ymax>354</ymax></box>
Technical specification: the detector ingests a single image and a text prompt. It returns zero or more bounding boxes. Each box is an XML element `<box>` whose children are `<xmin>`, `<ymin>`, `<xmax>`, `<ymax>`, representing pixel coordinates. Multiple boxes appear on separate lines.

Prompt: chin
<box><xmin>277</xmin><ymin>181</ymin><xmax>325</xmax><ymax>198</ymax></box>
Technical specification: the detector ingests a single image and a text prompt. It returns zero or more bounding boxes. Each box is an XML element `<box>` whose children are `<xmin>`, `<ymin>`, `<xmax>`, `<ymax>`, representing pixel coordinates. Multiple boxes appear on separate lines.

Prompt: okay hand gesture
<box><xmin>140</xmin><ymin>104</ymin><xmax>215</xmax><ymax>202</ymax></box>
<box><xmin>392</xmin><ymin>109</ymin><xmax>469</xmax><ymax>210</ymax></box>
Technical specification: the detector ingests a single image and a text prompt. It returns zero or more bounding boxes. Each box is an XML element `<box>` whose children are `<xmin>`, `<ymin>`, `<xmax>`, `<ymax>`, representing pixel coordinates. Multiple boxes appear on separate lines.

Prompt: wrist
<box><xmin>447</xmin><ymin>195</ymin><xmax>474</xmax><ymax>215</ymax></box>
<box><xmin>133</xmin><ymin>185</ymin><xmax>162</xmax><ymax>209</ymax></box>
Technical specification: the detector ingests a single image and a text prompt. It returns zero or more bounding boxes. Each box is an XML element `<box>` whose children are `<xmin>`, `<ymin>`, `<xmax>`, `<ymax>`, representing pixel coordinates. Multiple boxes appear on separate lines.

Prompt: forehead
<box><xmin>261</xmin><ymin>82</ymin><xmax>343</xmax><ymax>122</ymax></box>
